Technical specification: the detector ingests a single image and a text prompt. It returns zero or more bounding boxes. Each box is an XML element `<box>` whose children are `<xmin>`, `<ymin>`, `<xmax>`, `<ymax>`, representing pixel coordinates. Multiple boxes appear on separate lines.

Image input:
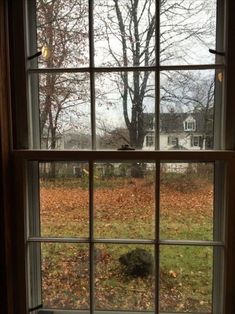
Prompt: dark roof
<box><xmin>144</xmin><ymin>112</ymin><xmax>213</xmax><ymax>134</ymax></box>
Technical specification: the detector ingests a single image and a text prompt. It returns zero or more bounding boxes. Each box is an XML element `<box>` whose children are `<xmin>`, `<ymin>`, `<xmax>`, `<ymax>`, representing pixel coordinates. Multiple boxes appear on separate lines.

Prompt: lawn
<box><xmin>38</xmin><ymin>167</ymin><xmax>214</xmax><ymax>312</ymax></box>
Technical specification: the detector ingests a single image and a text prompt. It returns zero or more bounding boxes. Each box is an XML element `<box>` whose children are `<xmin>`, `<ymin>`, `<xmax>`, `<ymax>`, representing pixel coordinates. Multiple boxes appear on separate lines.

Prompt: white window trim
<box><xmin>184</xmin><ymin>121</ymin><xmax>196</xmax><ymax>132</ymax></box>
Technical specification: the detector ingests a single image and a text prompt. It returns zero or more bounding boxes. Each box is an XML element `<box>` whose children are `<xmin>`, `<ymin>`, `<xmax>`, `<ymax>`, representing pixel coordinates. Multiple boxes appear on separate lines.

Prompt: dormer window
<box><xmin>184</xmin><ymin>121</ymin><xmax>196</xmax><ymax>131</ymax></box>
<box><xmin>184</xmin><ymin>116</ymin><xmax>196</xmax><ymax>131</ymax></box>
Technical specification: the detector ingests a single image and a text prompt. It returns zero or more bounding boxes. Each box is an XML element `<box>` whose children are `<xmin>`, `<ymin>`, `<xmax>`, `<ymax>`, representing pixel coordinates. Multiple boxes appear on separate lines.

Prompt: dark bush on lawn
<box><xmin>119</xmin><ymin>248</ymin><xmax>154</xmax><ymax>278</ymax></box>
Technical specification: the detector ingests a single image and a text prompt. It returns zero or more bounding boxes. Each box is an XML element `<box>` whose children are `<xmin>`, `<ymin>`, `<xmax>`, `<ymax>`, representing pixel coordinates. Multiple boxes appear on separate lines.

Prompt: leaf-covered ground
<box><xmin>39</xmin><ymin>177</ymin><xmax>213</xmax><ymax>312</ymax></box>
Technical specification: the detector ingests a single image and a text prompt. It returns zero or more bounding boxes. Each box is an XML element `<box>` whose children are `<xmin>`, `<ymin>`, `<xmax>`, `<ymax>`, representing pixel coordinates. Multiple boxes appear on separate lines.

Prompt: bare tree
<box><xmin>161</xmin><ymin>70</ymin><xmax>216</xmax><ymax>149</ymax></box>
<box><xmin>36</xmin><ymin>0</ymin><xmax>217</xmax><ymax>151</ymax></box>
<box><xmin>95</xmin><ymin>0</ymin><xmax>216</xmax><ymax>149</ymax></box>
<box><xmin>36</xmin><ymin>0</ymin><xmax>90</xmax><ymax>149</ymax></box>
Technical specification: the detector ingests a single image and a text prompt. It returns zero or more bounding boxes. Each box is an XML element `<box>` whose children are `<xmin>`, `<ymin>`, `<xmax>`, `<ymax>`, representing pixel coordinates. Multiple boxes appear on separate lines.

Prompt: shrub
<box><xmin>119</xmin><ymin>248</ymin><xmax>154</xmax><ymax>278</ymax></box>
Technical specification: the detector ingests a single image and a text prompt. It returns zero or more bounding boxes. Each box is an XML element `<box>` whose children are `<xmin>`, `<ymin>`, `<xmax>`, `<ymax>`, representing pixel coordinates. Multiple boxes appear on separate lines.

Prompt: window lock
<box><xmin>209</xmin><ymin>49</ymin><xmax>225</xmax><ymax>56</ymax></box>
<box><xmin>117</xmin><ymin>144</ymin><xmax>135</xmax><ymax>150</ymax></box>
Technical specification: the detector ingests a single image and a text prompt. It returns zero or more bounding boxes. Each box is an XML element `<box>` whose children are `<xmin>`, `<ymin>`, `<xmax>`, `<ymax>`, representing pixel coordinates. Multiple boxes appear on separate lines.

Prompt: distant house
<box><xmin>40</xmin><ymin>112</ymin><xmax>213</xmax><ymax>176</ymax></box>
<box><xmin>41</xmin><ymin>111</ymin><xmax>213</xmax><ymax>152</ymax></box>
<box><xmin>143</xmin><ymin>111</ymin><xmax>213</xmax><ymax>150</ymax></box>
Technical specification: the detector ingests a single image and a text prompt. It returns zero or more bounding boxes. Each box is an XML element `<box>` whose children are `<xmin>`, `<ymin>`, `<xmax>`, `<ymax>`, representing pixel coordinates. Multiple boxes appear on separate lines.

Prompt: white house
<box><xmin>143</xmin><ymin>112</ymin><xmax>213</xmax><ymax>151</ymax></box>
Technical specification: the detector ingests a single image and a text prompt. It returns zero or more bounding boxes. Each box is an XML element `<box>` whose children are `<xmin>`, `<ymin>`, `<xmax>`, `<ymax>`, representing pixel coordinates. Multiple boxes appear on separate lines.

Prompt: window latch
<box><xmin>27</xmin><ymin>51</ymin><xmax>42</xmax><ymax>60</ymax></box>
<box><xmin>117</xmin><ymin>144</ymin><xmax>135</xmax><ymax>150</ymax></box>
<box><xmin>209</xmin><ymin>49</ymin><xmax>225</xmax><ymax>56</ymax></box>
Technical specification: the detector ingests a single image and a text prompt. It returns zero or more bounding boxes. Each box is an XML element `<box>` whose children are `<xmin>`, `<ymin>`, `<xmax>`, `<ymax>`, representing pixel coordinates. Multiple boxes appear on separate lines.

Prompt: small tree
<box><xmin>37</xmin><ymin>0</ymin><xmax>90</xmax><ymax>149</ymax></box>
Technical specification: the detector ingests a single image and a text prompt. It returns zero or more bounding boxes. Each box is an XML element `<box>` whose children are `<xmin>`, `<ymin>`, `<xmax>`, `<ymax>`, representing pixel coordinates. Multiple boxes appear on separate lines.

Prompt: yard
<box><xmin>38</xmin><ymin>163</ymin><xmax>214</xmax><ymax>313</ymax></box>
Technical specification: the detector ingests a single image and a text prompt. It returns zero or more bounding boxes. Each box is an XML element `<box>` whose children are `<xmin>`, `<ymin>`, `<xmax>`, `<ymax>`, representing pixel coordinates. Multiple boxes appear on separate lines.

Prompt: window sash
<box><xmin>13</xmin><ymin>149</ymin><xmax>234</xmax><ymax>161</ymax></box>
<box><xmin>13</xmin><ymin>149</ymin><xmax>231</xmax><ymax>314</ymax></box>
<box><xmin>26</xmin><ymin>0</ymin><xmax>226</xmax><ymax>151</ymax></box>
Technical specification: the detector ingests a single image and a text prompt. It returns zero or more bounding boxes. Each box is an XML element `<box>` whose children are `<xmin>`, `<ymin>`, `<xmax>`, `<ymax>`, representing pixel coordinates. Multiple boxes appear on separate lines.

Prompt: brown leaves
<box><xmin>39</xmin><ymin>177</ymin><xmax>213</xmax><ymax>311</ymax></box>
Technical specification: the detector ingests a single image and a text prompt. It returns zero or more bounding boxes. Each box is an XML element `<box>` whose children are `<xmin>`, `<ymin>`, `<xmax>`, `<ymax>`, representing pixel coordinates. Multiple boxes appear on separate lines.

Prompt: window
<box><xmin>185</xmin><ymin>121</ymin><xmax>195</xmax><ymax>131</ymax></box>
<box><xmin>184</xmin><ymin>121</ymin><xmax>196</xmax><ymax>132</ymax></box>
<box><xmin>146</xmin><ymin>134</ymin><xmax>154</xmax><ymax>147</ymax></box>
<box><xmin>191</xmin><ymin>136</ymin><xmax>201</xmax><ymax>147</ymax></box>
<box><xmin>6</xmin><ymin>0</ymin><xmax>235</xmax><ymax>314</ymax></box>
<box><xmin>167</xmin><ymin>136</ymin><xmax>178</xmax><ymax>146</ymax></box>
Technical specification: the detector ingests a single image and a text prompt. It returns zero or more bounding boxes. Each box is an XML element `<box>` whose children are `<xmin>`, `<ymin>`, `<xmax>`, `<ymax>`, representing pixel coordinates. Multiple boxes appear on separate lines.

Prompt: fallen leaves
<box><xmin>40</xmin><ymin>178</ymin><xmax>213</xmax><ymax>238</ymax></box>
<box><xmin>169</xmin><ymin>270</ymin><xmax>177</xmax><ymax>278</ymax></box>
<box><xmin>39</xmin><ymin>177</ymin><xmax>213</xmax><ymax>311</ymax></box>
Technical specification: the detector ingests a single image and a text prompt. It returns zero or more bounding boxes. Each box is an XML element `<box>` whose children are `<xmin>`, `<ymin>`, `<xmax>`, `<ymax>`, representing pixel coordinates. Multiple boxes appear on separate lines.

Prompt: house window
<box><xmin>146</xmin><ymin>134</ymin><xmax>154</xmax><ymax>147</ymax></box>
<box><xmin>167</xmin><ymin>136</ymin><xmax>178</xmax><ymax>146</ymax></box>
<box><xmin>191</xmin><ymin>136</ymin><xmax>201</xmax><ymax>147</ymax></box>
<box><xmin>184</xmin><ymin>121</ymin><xmax>196</xmax><ymax>132</ymax></box>
<box><xmin>8</xmin><ymin>0</ymin><xmax>235</xmax><ymax>313</ymax></box>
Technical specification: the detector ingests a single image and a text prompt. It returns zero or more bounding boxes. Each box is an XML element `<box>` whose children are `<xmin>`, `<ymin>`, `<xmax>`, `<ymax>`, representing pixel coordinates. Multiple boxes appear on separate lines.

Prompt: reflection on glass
<box><xmin>35</xmin><ymin>0</ymin><xmax>89</xmax><ymax>68</ymax></box>
<box><xmin>160</xmin><ymin>0</ymin><xmax>217</xmax><ymax>65</ymax></box>
<box><xmin>31</xmin><ymin>73</ymin><xmax>91</xmax><ymax>150</ymax></box>
<box><xmin>94</xmin><ymin>0</ymin><xmax>155</xmax><ymax>67</ymax></box>
<box><xmin>39</xmin><ymin>162</ymin><xmax>89</xmax><ymax>237</ymax></box>
<box><xmin>94</xmin><ymin>162</ymin><xmax>155</xmax><ymax>239</ymax></box>
<box><xmin>160</xmin><ymin>246</ymin><xmax>213</xmax><ymax>313</ymax></box>
<box><xmin>160</xmin><ymin>70</ymin><xmax>220</xmax><ymax>151</ymax></box>
<box><xmin>160</xmin><ymin>162</ymin><xmax>214</xmax><ymax>240</ymax></box>
<box><xmin>95</xmin><ymin>72</ymin><xmax>155</xmax><ymax>150</ymax></box>
<box><xmin>40</xmin><ymin>243</ymin><xmax>89</xmax><ymax>309</ymax></box>
<box><xmin>95</xmin><ymin>244</ymin><xmax>155</xmax><ymax>311</ymax></box>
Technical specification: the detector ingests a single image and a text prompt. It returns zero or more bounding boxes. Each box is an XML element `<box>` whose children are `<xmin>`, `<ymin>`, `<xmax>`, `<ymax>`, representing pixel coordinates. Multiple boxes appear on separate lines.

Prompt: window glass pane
<box><xmin>160</xmin><ymin>246</ymin><xmax>213</xmax><ymax>313</ymax></box>
<box><xmin>39</xmin><ymin>162</ymin><xmax>89</xmax><ymax>238</ymax></box>
<box><xmin>95</xmin><ymin>72</ymin><xmax>155</xmax><ymax>150</ymax></box>
<box><xmin>30</xmin><ymin>73</ymin><xmax>91</xmax><ymax>149</ymax></box>
<box><xmin>94</xmin><ymin>162</ymin><xmax>155</xmax><ymax>239</ymax></box>
<box><xmin>94</xmin><ymin>0</ymin><xmax>155</xmax><ymax>67</ymax></box>
<box><xmin>160</xmin><ymin>162</ymin><xmax>214</xmax><ymax>240</ymax></box>
<box><xmin>160</xmin><ymin>70</ymin><xmax>223</xmax><ymax>150</ymax></box>
<box><xmin>34</xmin><ymin>0</ymin><xmax>89</xmax><ymax>68</ymax></box>
<box><xmin>38</xmin><ymin>243</ymin><xmax>89</xmax><ymax>310</ymax></box>
<box><xmin>95</xmin><ymin>244</ymin><xmax>155</xmax><ymax>311</ymax></box>
<box><xmin>160</xmin><ymin>0</ymin><xmax>217</xmax><ymax>65</ymax></box>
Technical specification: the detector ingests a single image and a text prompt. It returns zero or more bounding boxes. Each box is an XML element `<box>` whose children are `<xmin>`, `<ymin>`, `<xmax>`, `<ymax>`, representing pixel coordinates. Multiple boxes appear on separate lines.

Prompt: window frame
<box><xmin>184</xmin><ymin>121</ymin><xmax>196</xmax><ymax>132</ymax></box>
<box><xmin>2</xmin><ymin>0</ymin><xmax>235</xmax><ymax>313</ymax></box>
<box><xmin>0</xmin><ymin>1</ymin><xmax>14</xmax><ymax>313</ymax></box>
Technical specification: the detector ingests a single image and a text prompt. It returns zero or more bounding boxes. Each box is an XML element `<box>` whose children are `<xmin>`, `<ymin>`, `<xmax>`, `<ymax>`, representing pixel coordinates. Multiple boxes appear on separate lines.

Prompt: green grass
<box><xmin>40</xmin><ymin>242</ymin><xmax>213</xmax><ymax>312</ymax></box>
<box><xmin>39</xmin><ymin>175</ymin><xmax>214</xmax><ymax>312</ymax></box>
<box><xmin>41</xmin><ymin>210</ymin><xmax>213</xmax><ymax>240</ymax></box>
<box><xmin>40</xmin><ymin>215</ymin><xmax>213</xmax><ymax>312</ymax></box>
